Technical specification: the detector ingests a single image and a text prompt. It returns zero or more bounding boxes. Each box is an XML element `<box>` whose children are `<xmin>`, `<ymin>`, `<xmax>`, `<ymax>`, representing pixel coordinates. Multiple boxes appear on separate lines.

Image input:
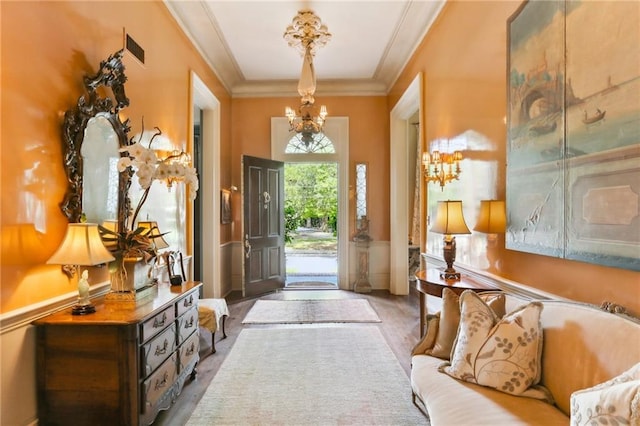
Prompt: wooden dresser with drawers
<box><xmin>33</xmin><ymin>281</ymin><xmax>202</xmax><ymax>426</ymax></box>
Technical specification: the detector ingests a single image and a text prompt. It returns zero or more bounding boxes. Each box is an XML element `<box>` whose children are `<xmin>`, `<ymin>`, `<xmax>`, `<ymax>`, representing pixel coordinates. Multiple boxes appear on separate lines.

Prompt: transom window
<box><xmin>285</xmin><ymin>132</ymin><xmax>335</xmax><ymax>154</ymax></box>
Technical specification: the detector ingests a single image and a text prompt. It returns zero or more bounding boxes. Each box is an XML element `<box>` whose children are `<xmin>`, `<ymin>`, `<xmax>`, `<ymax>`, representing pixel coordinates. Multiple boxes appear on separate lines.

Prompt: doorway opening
<box><xmin>284</xmin><ymin>162</ymin><xmax>338</xmax><ymax>289</ymax></box>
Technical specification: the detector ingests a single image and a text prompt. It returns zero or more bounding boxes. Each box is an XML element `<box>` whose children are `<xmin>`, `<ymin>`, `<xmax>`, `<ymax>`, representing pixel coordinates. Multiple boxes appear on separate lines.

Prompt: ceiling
<box><xmin>164</xmin><ymin>1</ymin><xmax>445</xmax><ymax>98</ymax></box>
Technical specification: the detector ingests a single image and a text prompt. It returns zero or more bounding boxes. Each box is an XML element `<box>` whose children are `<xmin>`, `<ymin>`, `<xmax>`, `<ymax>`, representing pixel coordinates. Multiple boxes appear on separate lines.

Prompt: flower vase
<box><xmin>106</xmin><ymin>257</ymin><xmax>156</xmax><ymax>302</ymax></box>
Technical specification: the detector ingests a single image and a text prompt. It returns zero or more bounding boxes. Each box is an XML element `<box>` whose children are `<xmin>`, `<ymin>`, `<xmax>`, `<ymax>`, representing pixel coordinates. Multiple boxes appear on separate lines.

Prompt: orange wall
<box><xmin>0</xmin><ymin>1</ymin><xmax>231</xmax><ymax>313</ymax></box>
<box><xmin>230</xmin><ymin>96</ymin><xmax>390</xmax><ymax>242</ymax></box>
<box><xmin>390</xmin><ymin>1</ymin><xmax>640</xmax><ymax>316</ymax></box>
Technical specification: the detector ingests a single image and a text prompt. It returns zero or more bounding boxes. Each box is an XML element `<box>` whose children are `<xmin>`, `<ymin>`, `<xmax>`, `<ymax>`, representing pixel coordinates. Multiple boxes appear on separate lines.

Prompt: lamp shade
<box><xmin>474</xmin><ymin>200</ymin><xmax>506</xmax><ymax>234</ymax></box>
<box><xmin>430</xmin><ymin>200</ymin><xmax>471</xmax><ymax>235</ymax></box>
<box><xmin>47</xmin><ymin>223</ymin><xmax>114</xmax><ymax>266</ymax></box>
<box><xmin>137</xmin><ymin>221</ymin><xmax>170</xmax><ymax>250</ymax></box>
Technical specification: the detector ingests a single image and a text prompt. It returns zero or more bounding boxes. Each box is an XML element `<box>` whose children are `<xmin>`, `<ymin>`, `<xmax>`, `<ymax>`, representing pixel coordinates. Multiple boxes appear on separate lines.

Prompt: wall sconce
<box><xmin>47</xmin><ymin>223</ymin><xmax>115</xmax><ymax>315</ymax></box>
<box><xmin>422</xmin><ymin>150</ymin><xmax>462</xmax><ymax>190</ymax></box>
<box><xmin>474</xmin><ymin>200</ymin><xmax>506</xmax><ymax>246</ymax></box>
<box><xmin>163</xmin><ymin>150</ymin><xmax>192</xmax><ymax>188</ymax></box>
<box><xmin>430</xmin><ymin>200</ymin><xmax>471</xmax><ymax>280</ymax></box>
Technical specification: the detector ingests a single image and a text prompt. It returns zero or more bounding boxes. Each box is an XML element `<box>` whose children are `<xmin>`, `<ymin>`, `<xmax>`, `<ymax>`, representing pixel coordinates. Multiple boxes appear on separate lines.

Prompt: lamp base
<box><xmin>71</xmin><ymin>304</ymin><xmax>96</xmax><ymax>315</ymax></box>
<box><xmin>440</xmin><ymin>270</ymin><xmax>461</xmax><ymax>281</ymax></box>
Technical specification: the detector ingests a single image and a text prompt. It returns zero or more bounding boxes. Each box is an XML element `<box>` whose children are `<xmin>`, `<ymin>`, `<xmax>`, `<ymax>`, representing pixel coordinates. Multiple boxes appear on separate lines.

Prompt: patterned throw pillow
<box><xmin>412</xmin><ymin>288</ymin><xmax>505</xmax><ymax>360</ymax></box>
<box><xmin>570</xmin><ymin>362</ymin><xmax>640</xmax><ymax>426</ymax></box>
<box><xmin>439</xmin><ymin>291</ymin><xmax>552</xmax><ymax>402</ymax></box>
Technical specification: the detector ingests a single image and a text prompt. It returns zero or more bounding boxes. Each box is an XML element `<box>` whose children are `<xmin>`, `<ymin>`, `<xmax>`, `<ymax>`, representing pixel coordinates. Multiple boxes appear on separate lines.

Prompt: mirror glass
<box><xmin>60</xmin><ymin>50</ymin><xmax>131</xmax><ymax>227</ymax></box>
<box><xmin>81</xmin><ymin>113</ymin><xmax>121</xmax><ymax>224</ymax></box>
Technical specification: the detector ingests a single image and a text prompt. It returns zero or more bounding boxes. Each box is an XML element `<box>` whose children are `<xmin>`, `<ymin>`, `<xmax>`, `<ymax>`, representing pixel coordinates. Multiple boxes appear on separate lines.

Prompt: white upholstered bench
<box><xmin>197</xmin><ymin>298</ymin><xmax>229</xmax><ymax>353</ymax></box>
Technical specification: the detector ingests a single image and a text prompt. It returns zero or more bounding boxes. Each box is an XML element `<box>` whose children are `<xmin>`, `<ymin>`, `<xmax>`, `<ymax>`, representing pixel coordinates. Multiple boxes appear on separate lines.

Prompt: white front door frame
<box><xmin>271</xmin><ymin>117</ymin><xmax>350</xmax><ymax>290</ymax></box>
<box><xmin>191</xmin><ymin>71</ymin><xmax>221</xmax><ymax>298</ymax></box>
<box><xmin>390</xmin><ymin>73</ymin><xmax>423</xmax><ymax>295</ymax></box>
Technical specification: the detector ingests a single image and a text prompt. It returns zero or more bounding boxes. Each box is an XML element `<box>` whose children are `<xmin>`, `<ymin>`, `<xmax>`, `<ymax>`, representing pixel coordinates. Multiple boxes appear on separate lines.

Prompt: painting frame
<box><xmin>221</xmin><ymin>189</ymin><xmax>232</xmax><ymax>224</ymax></box>
<box><xmin>506</xmin><ymin>0</ymin><xmax>640</xmax><ymax>272</ymax></box>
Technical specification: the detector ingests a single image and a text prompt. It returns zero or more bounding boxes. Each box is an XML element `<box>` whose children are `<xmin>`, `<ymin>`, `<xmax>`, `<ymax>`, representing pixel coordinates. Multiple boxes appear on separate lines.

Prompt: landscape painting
<box><xmin>506</xmin><ymin>0</ymin><xmax>640</xmax><ymax>271</ymax></box>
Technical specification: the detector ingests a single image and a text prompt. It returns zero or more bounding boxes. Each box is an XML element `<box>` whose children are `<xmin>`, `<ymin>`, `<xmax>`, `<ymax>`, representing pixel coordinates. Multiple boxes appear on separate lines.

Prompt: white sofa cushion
<box><xmin>411</xmin><ymin>355</ymin><xmax>568</xmax><ymax>425</ymax></box>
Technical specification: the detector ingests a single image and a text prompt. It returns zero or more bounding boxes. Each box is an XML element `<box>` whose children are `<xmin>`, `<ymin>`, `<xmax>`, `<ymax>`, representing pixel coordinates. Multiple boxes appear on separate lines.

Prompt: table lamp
<box><xmin>47</xmin><ymin>223</ymin><xmax>115</xmax><ymax>315</ymax></box>
<box><xmin>430</xmin><ymin>200</ymin><xmax>471</xmax><ymax>280</ymax></box>
<box><xmin>474</xmin><ymin>200</ymin><xmax>506</xmax><ymax>246</ymax></box>
<box><xmin>137</xmin><ymin>221</ymin><xmax>170</xmax><ymax>250</ymax></box>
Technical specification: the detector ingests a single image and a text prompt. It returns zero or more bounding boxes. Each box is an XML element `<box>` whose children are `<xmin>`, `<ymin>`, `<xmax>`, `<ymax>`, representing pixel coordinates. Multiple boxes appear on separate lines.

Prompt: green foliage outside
<box><xmin>285</xmin><ymin>163</ymin><xmax>338</xmax><ymax>239</ymax></box>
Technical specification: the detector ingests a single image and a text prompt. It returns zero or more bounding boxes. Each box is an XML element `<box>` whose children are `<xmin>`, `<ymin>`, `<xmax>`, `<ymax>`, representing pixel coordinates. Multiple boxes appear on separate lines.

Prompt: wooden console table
<box><xmin>415</xmin><ymin>269</ymin><xmax>494</xmax><ymax>336</ymax></box>
<box><xmin>34</xmin><ymin>281</ymin><xmax>202</xmax><ymax>425</ymax></box>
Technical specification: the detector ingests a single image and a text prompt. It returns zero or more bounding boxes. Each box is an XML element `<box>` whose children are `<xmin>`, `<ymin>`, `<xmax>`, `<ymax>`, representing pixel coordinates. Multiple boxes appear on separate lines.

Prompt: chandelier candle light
<box><xmin>284</xmin><ymin>10</ymin><xmax>331</xmax><ymax>146</ymax></box>
<box><xmin>430</xmin><ymin>200</ymin><xmax>471</xmax><ymax>280</ymax></box>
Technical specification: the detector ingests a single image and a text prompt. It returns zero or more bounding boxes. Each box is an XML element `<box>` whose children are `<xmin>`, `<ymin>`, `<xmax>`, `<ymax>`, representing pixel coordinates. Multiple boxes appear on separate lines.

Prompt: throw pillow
<box><xmin>570</xmin><ymin>362</ymin><xmax>640</xmax><ymax>426</ymax></box>
<box><xmin>429</xmin><ymin>288</ymin><xmax>462</xmax><ymax>358</ymax></box>
<box><xmin>417</xmin><ymin>288</ymin><xmax>505</xmax><ymax>360</ymax></box>
<box><xmin>439</xmin><ymin>291</ymin><xmax>551</xmax><ymax>402</ymax></box>
<box><xmin>411</xmin><ymin>313</ymin><xmax>440</xmax><ymax>356</ymax></box>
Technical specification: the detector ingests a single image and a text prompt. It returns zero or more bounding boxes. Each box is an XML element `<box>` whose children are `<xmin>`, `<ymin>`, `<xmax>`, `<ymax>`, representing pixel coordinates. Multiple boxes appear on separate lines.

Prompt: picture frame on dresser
<box><xmin>506</xmin><ymin>0</ymin><xmax>640</xmax><ymax>271</ymax></box>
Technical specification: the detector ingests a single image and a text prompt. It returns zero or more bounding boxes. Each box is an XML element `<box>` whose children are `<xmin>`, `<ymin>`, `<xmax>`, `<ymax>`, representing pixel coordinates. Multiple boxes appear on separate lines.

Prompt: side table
<box><xmin>198</xmin><ymin>298</ymin><xmax>229</xmax><ymax>353</ymax></box>
<box><xmin>415</xmin><ymin>268</ymin><xmax>495</xmax><ymax>336</ymax></box>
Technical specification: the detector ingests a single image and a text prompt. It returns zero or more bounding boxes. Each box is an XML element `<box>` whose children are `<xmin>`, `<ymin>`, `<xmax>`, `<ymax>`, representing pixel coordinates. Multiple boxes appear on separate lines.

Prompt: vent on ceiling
<box><xmin>125</xmin><ymin>33</ymin><xmax>144</xmax><ymax>65</ymax></box>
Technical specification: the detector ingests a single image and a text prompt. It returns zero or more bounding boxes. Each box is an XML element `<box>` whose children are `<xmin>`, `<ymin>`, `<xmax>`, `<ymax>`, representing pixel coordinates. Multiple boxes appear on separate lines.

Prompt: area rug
<box><xmin>285</xmin><ymin>281</ymin><xmax>338</xmax><ymax>289</ymax></box>
<box><xmin>186</xmin><ymin>327</ymin><xmax>427</xmax><ymax>425</ymax></box>
<box><xmin>241</xmin><ymin>299</ymin><xmax>381</xmax><ymax>324</ymax></box>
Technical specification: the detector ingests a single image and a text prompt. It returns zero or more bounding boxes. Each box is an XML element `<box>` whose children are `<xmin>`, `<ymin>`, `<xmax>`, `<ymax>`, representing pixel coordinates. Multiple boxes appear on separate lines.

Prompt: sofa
<box><xmin>411</xmin><ymin>290</ymin><xmax>640</xmax><ymax>425</ymax></box>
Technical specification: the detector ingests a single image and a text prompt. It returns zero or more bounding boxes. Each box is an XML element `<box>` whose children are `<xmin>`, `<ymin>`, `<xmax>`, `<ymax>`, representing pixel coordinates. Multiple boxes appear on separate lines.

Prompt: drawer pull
<box><xmin>185</xmin><ymin>317</ymin><xmax>195</xmax><ymax>329</ymax></box>
<box><xmin>155</xmin><ymin>372</ymin><xmax>169</xmax><ymax>390</ymax></box>
<box><xmin>183</xmin><ymin>295</ymin><xmax>194</xmax><ymax>308</ymax></box>
<box><xmin>155</xmin><ymin>339</ymin><xmax>168</xmax><ymax>356</ymax></box>
<box><xmin>186</xmin><ymin>343</ymin><xmax>195</xmax><ymax>356</ymax></box>
<box><xmin>153</xmin><ymin>313</ymin><xmax>167</xmax><ymax>328</ymax></box>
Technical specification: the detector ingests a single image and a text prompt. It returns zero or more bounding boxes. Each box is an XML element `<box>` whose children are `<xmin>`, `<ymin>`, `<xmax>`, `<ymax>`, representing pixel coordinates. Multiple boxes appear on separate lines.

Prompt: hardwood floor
<box><xmin>154</xmin><ymin>283</ymin><xmax>441</xmax><ymax>425</ymax></box>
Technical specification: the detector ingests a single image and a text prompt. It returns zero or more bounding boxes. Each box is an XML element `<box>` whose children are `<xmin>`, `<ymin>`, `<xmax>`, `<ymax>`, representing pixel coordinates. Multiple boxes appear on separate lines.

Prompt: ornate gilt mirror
<box><xmin>60</xmin><ymin>50</ymin><xmax>132</xmax><ymax>228</ymax></box>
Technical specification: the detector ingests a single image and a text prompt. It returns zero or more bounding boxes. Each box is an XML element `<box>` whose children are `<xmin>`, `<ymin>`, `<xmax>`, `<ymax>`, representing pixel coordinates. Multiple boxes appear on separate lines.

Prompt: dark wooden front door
<box><xmin>242</xmin><ymin>155</ymin><xmax>285</xmax><ymax>297</ymax></box>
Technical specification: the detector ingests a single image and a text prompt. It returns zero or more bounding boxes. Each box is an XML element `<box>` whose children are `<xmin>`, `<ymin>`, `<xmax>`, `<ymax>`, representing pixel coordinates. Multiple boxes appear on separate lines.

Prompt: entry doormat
<box><xmin>186</xmin><ymin>327</ymin><xmax>425</xmax><ymax>425</ymax></box>
<box><xmin>241</xmin><ymin>299</ymin><xmax>381</xmax><ymax>324</ymax></box>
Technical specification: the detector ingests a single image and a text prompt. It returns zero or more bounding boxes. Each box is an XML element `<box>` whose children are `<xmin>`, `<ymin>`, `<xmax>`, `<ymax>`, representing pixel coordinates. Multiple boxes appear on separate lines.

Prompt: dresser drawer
<box><xmin>141</xmin><ymin>306</ymin><xmax>175</xmax><ymax>343</ymax></box>
<box><xmin>179</xmin><ymin>331</ymin><xmax>199</xmax><ymax>374</ymax></box>
<box><xmin>176</xmin><ymin>291</ymin><xmax>198</xmax><ymax>317</ymax></box>
<box><xmin>178</xmin><ymin>306</ymin><xmax>198</xmax><ymax>344</ymax></box>
<box><xmin>142</xmin><ymin>353</ymin><xmax>178</xmax><ymax>416</ymax></box>
<box><xmin>141</xmin><ymin>323</ymin><xmax>177</xmax><ymax>377</ymax></box>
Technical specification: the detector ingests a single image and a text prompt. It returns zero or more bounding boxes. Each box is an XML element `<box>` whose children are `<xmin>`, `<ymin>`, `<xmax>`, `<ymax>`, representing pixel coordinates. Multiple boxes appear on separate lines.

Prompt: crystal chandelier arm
<box><xmin>298</xmin><ymin>47</ymin><xmax>316</xmax><ymax>100</ymax></box>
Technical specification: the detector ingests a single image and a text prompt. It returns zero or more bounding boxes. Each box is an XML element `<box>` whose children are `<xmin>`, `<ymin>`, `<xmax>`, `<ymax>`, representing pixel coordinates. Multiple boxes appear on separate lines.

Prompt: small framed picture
<box><xmin>221</xmin><ymin>189</ymin><xmax>232</xmax><ymax>224</ymax></box>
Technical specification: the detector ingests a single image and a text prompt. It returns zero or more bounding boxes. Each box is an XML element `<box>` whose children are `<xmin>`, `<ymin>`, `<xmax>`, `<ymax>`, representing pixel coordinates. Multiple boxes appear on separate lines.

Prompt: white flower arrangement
<box><xmin>100</xmin><ymin>124</ymin><xmax>199</xmax><ymax>262</ymax></box>
<box><xmin>118</xmin><ymin>131</ymin><xmax>199</xmax><ymax>203</ymax></box>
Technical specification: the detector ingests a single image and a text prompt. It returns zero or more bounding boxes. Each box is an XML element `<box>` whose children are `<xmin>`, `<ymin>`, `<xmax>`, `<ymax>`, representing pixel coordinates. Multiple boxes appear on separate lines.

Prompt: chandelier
<box><xmin>283</xmin><ymin>10</ymin><xmax>331</xmax><ymax>145</ymax></box>
<box><xmin>422</xmin><ymin>149</ymin><xmax>463</xmax><ymax>190</ymax></box>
